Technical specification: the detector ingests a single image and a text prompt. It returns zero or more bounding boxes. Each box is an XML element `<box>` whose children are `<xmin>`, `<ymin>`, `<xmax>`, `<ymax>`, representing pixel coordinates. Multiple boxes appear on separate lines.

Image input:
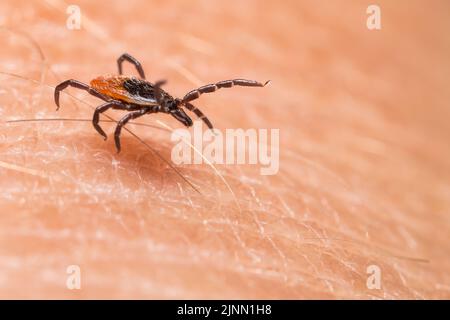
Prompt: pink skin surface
<box><xmin>0</xmin><ymin>0</ymin><xmax>449</xmax><ymax>298</ymax></box>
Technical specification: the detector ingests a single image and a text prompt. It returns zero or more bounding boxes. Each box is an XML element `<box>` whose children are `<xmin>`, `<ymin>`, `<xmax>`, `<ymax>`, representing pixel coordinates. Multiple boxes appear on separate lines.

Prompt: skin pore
<box><xmin>0</xmin><ymin>0</ymin><xmax>449</xmax><ymax>299</ymax></box>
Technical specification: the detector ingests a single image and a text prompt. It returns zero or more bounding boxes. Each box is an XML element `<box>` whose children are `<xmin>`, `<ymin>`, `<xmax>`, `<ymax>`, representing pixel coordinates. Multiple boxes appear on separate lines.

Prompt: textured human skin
<box><xmin>0</xmin><ymin>0</ymin><xmax>449</xmax><ymax>299</ymax></box>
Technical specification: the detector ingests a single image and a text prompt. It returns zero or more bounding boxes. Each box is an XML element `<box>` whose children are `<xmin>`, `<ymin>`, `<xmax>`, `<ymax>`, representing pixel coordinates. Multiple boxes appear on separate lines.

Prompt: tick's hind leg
<box><xmin>114</xmin><ymin>107</ymin><xmax>155</xmax><ymax>153</ymax></box>
<box><xmin>92</xmin><ymin>101</ymin><xmax>129</xmax><ymax>140</ymax></box>
<box><xmin>184</xmin><ymin>102</ymin><xmax>213</xmax><ymax>129</ymax></box>
<box><xmin>117</xmin><ymin>53</ymin><xmax>146</xmax><ymax>79</ymax></box>
<box><xmin>182</xmin><ymin>79</ymin><xmax>270</xmax><ymax>103</ymax></box>
<box><xmin>54</xmin><ymin>79</ymin><xmax>107</xmax><ymax>110</ymax></box>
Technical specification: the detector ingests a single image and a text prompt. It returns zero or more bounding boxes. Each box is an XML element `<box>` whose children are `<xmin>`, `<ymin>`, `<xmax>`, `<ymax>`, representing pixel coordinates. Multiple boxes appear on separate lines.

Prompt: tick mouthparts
<box><xmin>263</xmin><ymin>80</ymin><xmax>271</xmax><ymax>86</ymax></box>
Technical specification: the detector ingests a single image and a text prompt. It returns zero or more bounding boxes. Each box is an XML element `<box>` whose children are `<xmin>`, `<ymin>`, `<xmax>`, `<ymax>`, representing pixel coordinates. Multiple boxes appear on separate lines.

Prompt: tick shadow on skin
<box><xmin>63</xmin><ymin>129</ymin><xmax>207</xmax><ymax>194</ymax></box>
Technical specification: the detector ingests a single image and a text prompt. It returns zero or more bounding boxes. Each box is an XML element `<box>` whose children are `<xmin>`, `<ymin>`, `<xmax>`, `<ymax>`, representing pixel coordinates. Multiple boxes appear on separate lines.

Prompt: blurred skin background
<box><xmin>0</xmin><ymin>0</ymin><xmax>449</xmax><ymax>299</ymax></box>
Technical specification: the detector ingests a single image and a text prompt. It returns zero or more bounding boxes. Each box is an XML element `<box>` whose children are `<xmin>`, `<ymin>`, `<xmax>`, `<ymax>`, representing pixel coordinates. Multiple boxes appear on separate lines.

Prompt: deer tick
<box><xmin>54</xmin><ymin>53</ymin><xmax>270</xmax><ymax>152</ymax></box>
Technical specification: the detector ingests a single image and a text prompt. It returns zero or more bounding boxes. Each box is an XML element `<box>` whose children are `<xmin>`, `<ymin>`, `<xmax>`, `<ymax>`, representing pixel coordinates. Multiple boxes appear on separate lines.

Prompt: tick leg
<box><xmin>54</xmin><ymin>79</ymin><xmax>107</xmax><ymax>110</ymax></box>
<box><xmin>117</xmin><ymin>53</ymin><xmax>146</xmax><ymax>79</ymax></box>
<box><xmin>92</xmin><ymin>101</ymin><xmax>129</xmax><ymax>140</ymax></box>
<box><xmin>184</xmin><ymin>102</ymin><xmax>213</xmax><ymax>129</ymax></box>
<box><xmin>114</xmin><ymin>108</ymin><xmax>154</xmax><ymax>153</ymax></box>
<box><xmin>182</xmin><ymin>79</ymin><xmax>271</xmax><ymax>103</ymax></box>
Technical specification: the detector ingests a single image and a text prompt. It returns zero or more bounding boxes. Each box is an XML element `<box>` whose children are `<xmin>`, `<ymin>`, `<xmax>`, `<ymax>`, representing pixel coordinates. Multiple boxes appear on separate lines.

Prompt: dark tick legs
<box><xmin>54</xmin><ymin>79</ymin><xmax>107</xmax><ymax>110</ymax></box>
<box><xmin>117</xmin><ymin>53</ymin><xmax>146</xmax><ymax>79</ymax></box>
<box><xmin>54</xmin><ymin>78</ymin><xmax>145</xmax><ymax>145</ymax></box>
<box><xmin>114</xmin><ymin>107</ymin><xmax>155</xmax><ymax>153</ymax></box>
<box><xmin>55</xmin><ymin>58</ymin><xmax>269</xmax><ymax>153</ymax></box>
<box><xmin>182</xmin><ymin>79</ymin><xmax>270</xmax><ymax>103</ymax></box>
<box><xmin>179</xmin><ymin>78</ymin><xmax>270</xmax><ymax>129</ymax></box>
<box><xmin>184</xmin><ymin>102</ymin><xmax>213</xmax><ymax>129</ymax></box>
<box><xmin>92</xmin><ymin>101</ymin><xmax>132</xmax><ymax>140</ymax></box>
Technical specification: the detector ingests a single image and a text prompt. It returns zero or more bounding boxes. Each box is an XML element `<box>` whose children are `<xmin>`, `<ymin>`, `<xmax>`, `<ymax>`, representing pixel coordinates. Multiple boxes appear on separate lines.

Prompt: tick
<box><xmin>54</xmin><ymin>53</ymin><xmax>270</xmax><ymax>152</ymax></box>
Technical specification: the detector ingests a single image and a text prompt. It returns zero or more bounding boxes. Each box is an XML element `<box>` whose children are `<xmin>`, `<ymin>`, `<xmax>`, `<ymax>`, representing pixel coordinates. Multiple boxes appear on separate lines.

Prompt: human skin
<box><xmin>0</xmin><ymin>0</ymin><xmax>449</xmax><ymax>299</ymax></box>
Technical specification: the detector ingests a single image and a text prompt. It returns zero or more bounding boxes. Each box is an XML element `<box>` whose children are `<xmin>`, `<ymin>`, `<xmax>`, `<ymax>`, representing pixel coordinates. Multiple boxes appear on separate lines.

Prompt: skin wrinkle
<box><xmin>0</xmin><ymin>0</ymin><xmax>449</xmax><ymax>299</ymax></box>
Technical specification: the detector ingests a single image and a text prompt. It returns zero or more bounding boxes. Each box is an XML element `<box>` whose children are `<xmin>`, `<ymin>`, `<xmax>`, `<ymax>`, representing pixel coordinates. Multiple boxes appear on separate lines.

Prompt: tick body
<box><xmin>54</xmin><ymin>53</ymin><xmax>270</xmax><ymax>152</ymax></box>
